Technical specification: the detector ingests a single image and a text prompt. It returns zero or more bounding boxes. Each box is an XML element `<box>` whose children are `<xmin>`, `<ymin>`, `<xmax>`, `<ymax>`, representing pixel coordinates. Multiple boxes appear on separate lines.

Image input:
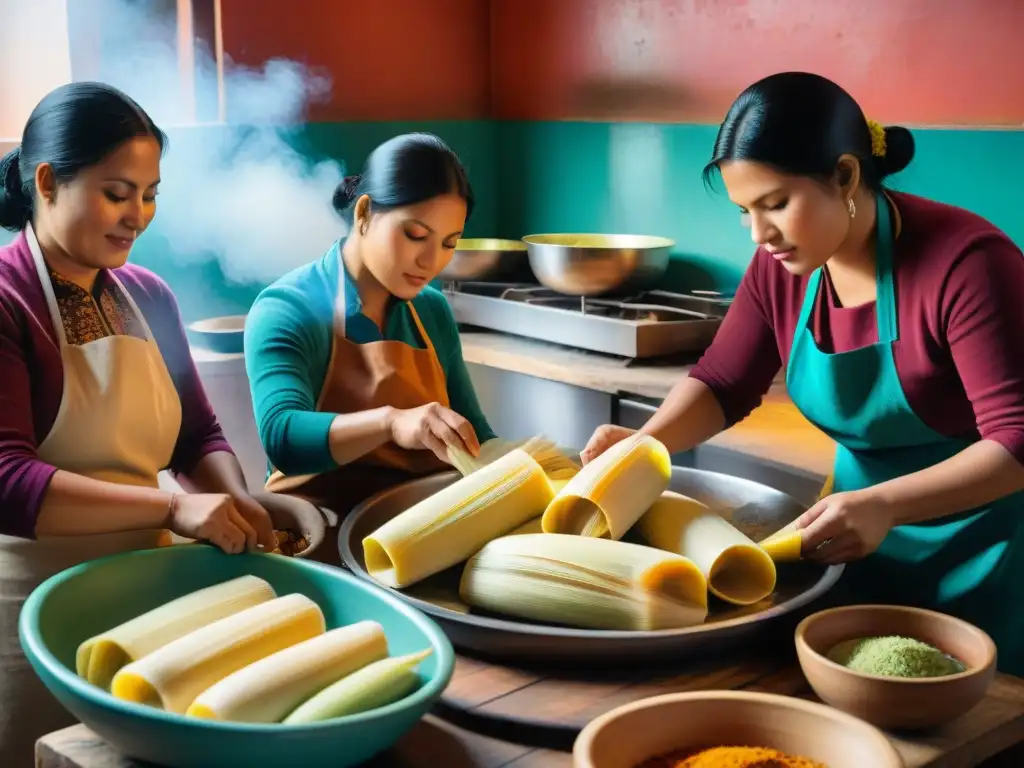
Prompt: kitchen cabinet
<box><xmin>614</xmin><ymin>397</ymin><xmax>823</xmax><ymax>506</ymax></box>
<box><xmin>466</xmin><ymin>363</ymin><xmax>613</xmax><ymax>450</ymax></box>
<box><xmin>189</xmin><ymin>349</ymin><xmax>269</xmax><ymax>492</ymax></box>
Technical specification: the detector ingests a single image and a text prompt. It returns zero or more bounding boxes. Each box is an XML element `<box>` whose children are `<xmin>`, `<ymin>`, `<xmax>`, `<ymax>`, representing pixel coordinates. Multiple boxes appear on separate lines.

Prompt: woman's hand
<box><xmin>579</xmin><ymin>425</ymin><xmax>636</xmax><ymax>465</ymax></box>
<box><xmin>388</xmin><ymin>402</ymin><xmax>480</xmax><ymax>462</ymax></box>
<box><xmin>167</xmin><ymin>493</ymin><xmax>263</xmax><ymax>555</ymax></box>
<box><xmin>229</xmin><ymin>493</ymin><xmax>278</xmax><ymax>551</ymax></box>
<box><xmin>796</xmin><ymin>489</ymin><xmax>897</xmax><ymax>564</ymax></box>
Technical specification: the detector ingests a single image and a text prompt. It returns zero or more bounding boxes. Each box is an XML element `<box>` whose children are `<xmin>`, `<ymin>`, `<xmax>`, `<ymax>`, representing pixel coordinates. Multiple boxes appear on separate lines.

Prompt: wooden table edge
<box><xmin>436</xmin><ymin>654</ymin><xmax>1024</xmax><ymax>768</ymax></box>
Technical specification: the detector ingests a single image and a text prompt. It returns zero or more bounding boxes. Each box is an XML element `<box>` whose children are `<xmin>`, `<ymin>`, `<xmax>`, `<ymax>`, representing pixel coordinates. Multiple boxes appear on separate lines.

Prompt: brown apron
<box><xmin>264</xmin><ymin>274</ymin><xmax>451</xmax><ymax>566</ymax></box>
<box><xmin>0</xmin><ymin>224</ymin><xmax>181</xmax><ymax>764</ymax></box>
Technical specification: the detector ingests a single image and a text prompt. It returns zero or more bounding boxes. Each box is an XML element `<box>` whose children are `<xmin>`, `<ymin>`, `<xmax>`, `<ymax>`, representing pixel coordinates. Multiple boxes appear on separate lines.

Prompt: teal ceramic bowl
<box><xmin>186</xmin><ymin>315</ymin><xmax>246</xmax><ymax>354</ymax></box>
<box><xmin>19</xmin><ymin>546</ymin><xmax>455</xmax><ymax>768</ymax></box>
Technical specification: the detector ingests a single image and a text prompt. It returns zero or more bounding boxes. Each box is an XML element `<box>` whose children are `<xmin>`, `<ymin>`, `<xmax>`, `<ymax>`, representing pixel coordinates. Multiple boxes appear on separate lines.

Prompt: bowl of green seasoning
<box><xmin>795</xmin><ymin>604</ymin><xmax>996</xmax><ymax>731</ymax></box>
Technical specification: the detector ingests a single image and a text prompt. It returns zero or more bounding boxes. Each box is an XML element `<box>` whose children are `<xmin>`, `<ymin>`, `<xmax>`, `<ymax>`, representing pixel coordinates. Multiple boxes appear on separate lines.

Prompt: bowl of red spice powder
<box><xmin>572</xmin><ymin>690</ymin><xmax>903</xmax><ymax>768</ymax></box>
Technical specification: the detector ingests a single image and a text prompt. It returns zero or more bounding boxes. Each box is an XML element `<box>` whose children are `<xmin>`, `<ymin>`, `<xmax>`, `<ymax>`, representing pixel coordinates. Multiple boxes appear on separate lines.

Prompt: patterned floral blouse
<box><xmin>48</xmin><ymin>268</ymin><xmax>147</xmax><ymax>344</ymax></box>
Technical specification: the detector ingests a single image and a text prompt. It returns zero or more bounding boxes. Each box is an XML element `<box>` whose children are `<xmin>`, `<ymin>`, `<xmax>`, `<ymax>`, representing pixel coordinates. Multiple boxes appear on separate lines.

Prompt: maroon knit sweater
<box><xmin>690</xmin><ymin>191</ymin><xmax>1024</xmax><ymax>465</ymax></box>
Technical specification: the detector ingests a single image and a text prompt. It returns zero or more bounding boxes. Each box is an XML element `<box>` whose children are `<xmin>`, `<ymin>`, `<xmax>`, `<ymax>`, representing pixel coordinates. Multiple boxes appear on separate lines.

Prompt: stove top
<box><xmin>443</xmin><ymin>282</ymin><xmax>731</xmax><ymax>359</ymax></box>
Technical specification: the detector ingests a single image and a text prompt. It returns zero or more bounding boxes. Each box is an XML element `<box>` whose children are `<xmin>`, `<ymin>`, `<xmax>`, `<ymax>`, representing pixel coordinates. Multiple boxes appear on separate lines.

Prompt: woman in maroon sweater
<box><xmin>582</xmin><ymin>72</ymin><xmax>1024</xmax><ymax>674</ymax></box>
<box><xmin>0</xmin><ymin>82</ymin><xmax>276</xmax><ymax>760</ymax></box>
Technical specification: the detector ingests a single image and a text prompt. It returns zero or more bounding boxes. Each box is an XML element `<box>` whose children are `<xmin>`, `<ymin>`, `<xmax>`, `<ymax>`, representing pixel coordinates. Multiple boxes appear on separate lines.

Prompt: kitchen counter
<box><xmin>460</xmin><ymin>330</ymin><xmax>837</xmax><ymax>479</ymax></box>
<box><xmin>459</xmin><ymin>331</ymin><xmax>694</xmax><ymax>401</ymax></box>
<box><xmin>37</xmin><ymin>666</ymin><xmax>1024</xmax><ymax>768</ymax></box>
<box><xmin>33</xmin><ymin>330</ymin><xmax>1022</xmax><ymax>767</ymax></box>
<box><xmin>35</xmin><ymin>330</ymin><xmax>1020</xmax><ymax>767</ymax></box>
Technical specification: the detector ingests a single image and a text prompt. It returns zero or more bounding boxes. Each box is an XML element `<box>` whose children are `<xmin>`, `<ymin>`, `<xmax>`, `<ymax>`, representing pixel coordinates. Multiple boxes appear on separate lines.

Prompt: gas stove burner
<box><xmin>440</xmin><ymin>280</ymin><xmax>535</xmax><ymax>296</ymax></box>
<box><xmin>443</xmin><ymin>282</ymin><xmax>731</xmax><ymax>358</ymax></box>
<box><xmin>515</xmin><ymin>296</ymin><xmax>710</xmax><ymax>323</ymax></box>
<box><xmin>524</xmin><ymin>296</ymin><xmax>659</xmax><ymax>321</ymax></box>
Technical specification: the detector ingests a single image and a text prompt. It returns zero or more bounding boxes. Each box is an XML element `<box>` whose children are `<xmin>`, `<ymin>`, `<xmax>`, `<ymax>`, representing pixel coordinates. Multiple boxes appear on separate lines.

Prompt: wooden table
<box><xmin>37</xmin><ymin>718</ymin><xmax>564</xmax><ymax>768</ymax></box>
<box><xmin>434</xmin><ymin>643</ymin><xmax>1024</xmax><ymax>768</ymax></box>
<box><xmin>39</xmin><ymin>644</ymin><xmax>1024</xmax><ymax>768</ymax></box>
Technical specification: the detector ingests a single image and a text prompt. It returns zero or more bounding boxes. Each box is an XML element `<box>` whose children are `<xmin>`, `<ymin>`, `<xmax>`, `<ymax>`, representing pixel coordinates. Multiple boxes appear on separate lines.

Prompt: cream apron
<box><xmin>0</xmin><ymin>224</ymin><xmax>182</xmax><ymax>764</ymax></box>
<box><xmin>265</xmin><ymin>244</ymin><xmax>451</xmax><ymax>566</ymax></box>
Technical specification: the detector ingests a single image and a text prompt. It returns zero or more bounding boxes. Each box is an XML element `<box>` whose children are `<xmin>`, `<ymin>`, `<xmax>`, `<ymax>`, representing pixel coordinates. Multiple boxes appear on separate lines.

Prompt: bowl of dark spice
<box><xmin>795</xmin><ymin>604</ymin><xmax>996</xmax><ymax>731</ymax></box>
<box><xmin>253</xmin><ymin>492</ymin><xmax>326</xmax><ymax>560</ymax></box>
<box><xmin>572</xmin><ymin>690</ymin><xmax>903</xmax><ymax>768</ymax></box>
<box><xmin>158</xmin><ymin>493</ymin><xmax>326</xmax><ymax>560</ymax></box>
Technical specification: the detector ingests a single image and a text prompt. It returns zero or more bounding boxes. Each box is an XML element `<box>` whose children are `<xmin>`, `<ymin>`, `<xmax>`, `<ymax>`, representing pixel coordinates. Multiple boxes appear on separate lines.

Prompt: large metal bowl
<box><xmin>522</xmin><ymin>233</ymin><xmax>673</xmax><ymax>296</ymax></box>
<box><xmin>339</xmin><ymin>467</ymin><xmax>843</xmax><ymax>665</ymax></box>
<box><xmin>439</xmin><ymin>238</ymin><xmax>532</xmax><ymax>283</ymax></box>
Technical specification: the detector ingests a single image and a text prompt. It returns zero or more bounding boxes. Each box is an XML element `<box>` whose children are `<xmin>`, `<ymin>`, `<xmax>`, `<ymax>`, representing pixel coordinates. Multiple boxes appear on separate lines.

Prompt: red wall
<box><xmin>220</xmin><ymin>0</ymin><xmax>490</xmax><ymax>122</ymax></box>
<box><xmin>490</xmin><ymin>0</ymin><xmax>1024</xmax><ymax>126</ymax></box>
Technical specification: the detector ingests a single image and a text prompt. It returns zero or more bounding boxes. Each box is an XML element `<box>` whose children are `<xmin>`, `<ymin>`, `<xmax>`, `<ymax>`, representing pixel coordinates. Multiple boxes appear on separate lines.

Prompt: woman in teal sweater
<box><xmin>244</xmin><ymin>134</ymin><xmax>495</xmax><ymax>561</ymax></box>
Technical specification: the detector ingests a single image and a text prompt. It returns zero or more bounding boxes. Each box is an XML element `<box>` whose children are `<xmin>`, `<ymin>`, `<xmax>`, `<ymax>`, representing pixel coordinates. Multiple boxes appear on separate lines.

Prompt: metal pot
<box><xmin>439</xmin><ymin>238</ymin><xmax>532</xmax><ymax>283</ymax></box>
<box><xmin>522</xmin><ymin>233</ymin><xmax>673</xmax><ymax>296</ymax></box>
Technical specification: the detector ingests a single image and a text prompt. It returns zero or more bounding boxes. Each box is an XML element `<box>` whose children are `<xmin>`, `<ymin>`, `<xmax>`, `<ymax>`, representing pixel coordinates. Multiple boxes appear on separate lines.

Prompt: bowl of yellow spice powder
<box><xmin>572</xmin><ymin>690</ymin><xmax>903</xmax><ymax>768</ymax></box>
<box><xmin>795</xmin><ymin>604</ymin><xmax>996</xmax><ymax>731</ymax></box>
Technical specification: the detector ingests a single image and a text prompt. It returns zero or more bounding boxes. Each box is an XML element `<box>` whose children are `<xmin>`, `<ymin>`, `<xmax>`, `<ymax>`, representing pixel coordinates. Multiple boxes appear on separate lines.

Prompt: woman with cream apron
<box><xmin>0</xmin><ymin>224</ymin><xmax>182</xmax><ymax>761</ymax></box>
<box><xmin>786</xmin><ymin>194</ymin><xmax>1024</xmax><ymax>674</ymax></box>
<box><xmin>265</xmin><ymin>254</ymin><xmax>451</xmax><ymax>566</ymax></box>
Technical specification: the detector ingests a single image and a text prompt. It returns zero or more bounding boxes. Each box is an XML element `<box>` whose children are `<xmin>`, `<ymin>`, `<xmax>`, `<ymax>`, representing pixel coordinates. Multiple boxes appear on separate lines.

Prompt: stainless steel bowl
<box><xmin>523</xmin><ymin>233</ymin><xmax>673</xmax><ymax>296</ymax></box>
<box><xmin>439</xmin><ymin>238</ymin><xmax>531</xmax><ymax>283</ymax></box>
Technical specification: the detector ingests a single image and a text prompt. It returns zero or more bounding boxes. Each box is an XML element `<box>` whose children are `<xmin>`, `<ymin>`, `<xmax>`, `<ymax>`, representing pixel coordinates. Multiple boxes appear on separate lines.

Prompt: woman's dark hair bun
<box><xmin>331</xmin><ymin>133</ymin><xmax>473</xmax><ymax>225</ymax></box>
<box><xmin>878</xmin><ymin>125</ymin><xmax>915</xmax><ymax>177</ymax></box>
<box><xmin>0</xmin><ymin>147</ymin><xmax>30</xmax><ymax>232</ymax></box>
<box><xmin>704</xmin><ymin>72</ymin><xmax>917</xmax><ymax>193</ymax></box>
<box><xmin>332</xmin><ymin>174</ymin><xmax>362</xmax><ymax>212</ymax></box>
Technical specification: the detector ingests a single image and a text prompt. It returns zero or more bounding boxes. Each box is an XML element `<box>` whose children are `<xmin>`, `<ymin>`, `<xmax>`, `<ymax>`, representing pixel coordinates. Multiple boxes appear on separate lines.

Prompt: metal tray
<box><xmin>338</xmin><ymin>467</ymin><xmax>843</xmax><ymax>665</ymax></box>
<box><xmin>445</xmin><ymin>286</ymin><xmax>724</xmax><ymax>359</ymax></box>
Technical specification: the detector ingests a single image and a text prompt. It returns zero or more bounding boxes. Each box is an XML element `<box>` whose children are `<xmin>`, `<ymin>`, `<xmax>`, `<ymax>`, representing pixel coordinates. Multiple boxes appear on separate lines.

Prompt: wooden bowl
<box><xmin>573</xmin><ymin>690</ymin><xmax>903</xmax><ymax>768</ymax></box>
<box><xmin>158</xmin><ymin>493</ymin><xmax>326</xmax><ymax>560</ymax></box>
<box><xmin>250</xmin><ymin>492</ymin><xmax>327</xmax><ymax>560</ymax></box>
<box><xmin>795</xmin><ymin>604</ymin><xmax>997</xmax><ymax>731</ymax></box>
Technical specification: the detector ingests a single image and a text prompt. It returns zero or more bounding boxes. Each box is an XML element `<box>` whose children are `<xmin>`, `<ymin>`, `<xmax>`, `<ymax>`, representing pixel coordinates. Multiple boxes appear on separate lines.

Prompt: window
<box><xmin>0</xmin><ymin>0</ymin><xmax>74</xmax><ymax>140</ymax></box>
<box><xmin>0</xmin><ymin>0</ymin><xmax>224</xmax><ymax>140</ymax></box>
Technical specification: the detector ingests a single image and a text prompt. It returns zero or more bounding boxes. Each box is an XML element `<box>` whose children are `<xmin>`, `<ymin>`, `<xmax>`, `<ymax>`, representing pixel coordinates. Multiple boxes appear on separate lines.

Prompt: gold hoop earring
<box><xmin>847</xmin><ymin>198</ymin><xmax>856</xmax><ymax>219</ymax></box>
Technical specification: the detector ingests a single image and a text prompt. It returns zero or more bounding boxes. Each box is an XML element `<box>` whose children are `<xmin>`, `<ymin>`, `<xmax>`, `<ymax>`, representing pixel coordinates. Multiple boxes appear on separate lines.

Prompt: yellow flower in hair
<box><xmin>867</xmin><ymin>120</ymin><xmax>887</xmax><ymax>157</ymax></box>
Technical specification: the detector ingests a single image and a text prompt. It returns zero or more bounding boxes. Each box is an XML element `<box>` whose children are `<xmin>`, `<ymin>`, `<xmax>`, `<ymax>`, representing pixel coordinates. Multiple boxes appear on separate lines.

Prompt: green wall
<box><xmin>41</xmin><ymin>120</ymin><xmax>495</xmax><ymax>324</ymax></box>
<box><xmin>4</xmin><ymin>119</ymin><xmax>1021</xmax><ymax>318</ymax></box>
<box><xmin>494</xmin><ymin>121</ymin><xmax>1024</xmax><ymax>293</ymax></box>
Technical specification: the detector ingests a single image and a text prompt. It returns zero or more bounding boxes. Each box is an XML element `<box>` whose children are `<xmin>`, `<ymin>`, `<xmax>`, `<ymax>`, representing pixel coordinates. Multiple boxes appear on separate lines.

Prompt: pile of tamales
<box><xmin>361</xmin><ymin>435</ymin><xmax>801</xmax><ymax>631</ymax></box>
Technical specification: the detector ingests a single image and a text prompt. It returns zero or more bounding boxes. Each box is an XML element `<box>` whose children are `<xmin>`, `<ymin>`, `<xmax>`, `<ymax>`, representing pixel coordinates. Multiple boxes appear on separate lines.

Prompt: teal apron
<box><xmin>786</xmin><ymin>193</ymin><xmax>1024</xmax><ymax>675</ymax></box>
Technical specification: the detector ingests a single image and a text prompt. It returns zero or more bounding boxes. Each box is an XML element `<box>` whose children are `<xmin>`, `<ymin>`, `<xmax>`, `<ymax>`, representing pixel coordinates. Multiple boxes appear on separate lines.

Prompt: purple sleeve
<box><xmin>0</xmin><ymin>298</ymin><xmax>57</xmax><ymax>538</ymax></box>
<box><xmin>942</xmin><ymin>237</ymin><xmax>1024</xmax><ymax>465</ymax></box>
<box><xmin>688</xmin><ymin>252</ymin><xmax>783</xmax><ymax>426</ymax></box>
<box><xmin>130</xmin><ymin>274</ymin><xmax>235</xmax><ymax>476</ymax></box>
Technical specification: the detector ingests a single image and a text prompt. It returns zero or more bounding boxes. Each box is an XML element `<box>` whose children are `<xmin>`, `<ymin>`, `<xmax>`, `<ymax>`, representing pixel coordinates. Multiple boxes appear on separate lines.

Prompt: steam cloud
<box><xmin>92</xmin><ymin>0</ymin><xmax>346</xmax><ymax>285</ymax></box>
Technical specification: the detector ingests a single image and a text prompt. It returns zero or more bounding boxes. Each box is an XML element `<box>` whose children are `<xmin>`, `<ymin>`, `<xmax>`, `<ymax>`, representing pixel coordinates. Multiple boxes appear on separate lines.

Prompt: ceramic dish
<box><xmin>795</xmin><ymin>603</ymin><xmax>997</xmax><ymax>730</ymax></box>
<box><xmin>19</xmin><ymin>546</ymin><xmax>455</xmax><ymax>768</ymax></box>
<box><xmin>186</xmin><ymin>315</ymin><xmax>247</xmax><ymax>354</ymax></box>
<box><xmin>573</xmin><ymin>690</ymin><xmax>904</xmax><ymax>768</ymax></box>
